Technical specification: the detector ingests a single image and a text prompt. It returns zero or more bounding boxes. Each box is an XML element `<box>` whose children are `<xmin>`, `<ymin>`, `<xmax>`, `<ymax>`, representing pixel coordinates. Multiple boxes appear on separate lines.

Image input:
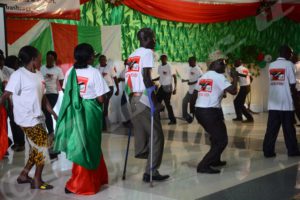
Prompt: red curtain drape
<box><xmin>123</xmin><ymin>0</ymin><xmax>260</xmax><ymax>23</ymax></box>
<box><xmin>122</xmin><ymin>0</ymin><xmax>300</xmax><ymax>24</ymax></box>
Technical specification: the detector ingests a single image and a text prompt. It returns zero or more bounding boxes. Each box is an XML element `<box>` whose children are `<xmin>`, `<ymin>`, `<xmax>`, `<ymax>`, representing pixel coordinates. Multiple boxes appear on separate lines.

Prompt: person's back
<box><xmin>268</xmin><ymin>57</ymin><xmax>295</xmax><ymax>111</ymax></box>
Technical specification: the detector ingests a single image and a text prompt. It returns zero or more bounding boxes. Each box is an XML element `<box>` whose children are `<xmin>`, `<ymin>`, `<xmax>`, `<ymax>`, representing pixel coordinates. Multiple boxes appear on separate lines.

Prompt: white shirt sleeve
<box><xmin>5</xmin><ymin>71</ymin><xmax>21</xmax><ymax>95</ymax></box>
<box><xmin>141</xmin><ymin>50</ymin><xmax>154</xmax><ymax>69</ymax></box>
<box><xmin>57</xmin><ymin>67</ymin><xmax>64</xmax><ymax>80</ymax></box>
<box><xmin>288</xmin><ymin>64</ymin><xmax>296</xmax><ymax>85</ymax></box>
<box><xmin>94</xmin><ymin>70</ymin><xmax>110</xmax><ymax>97</ymax></box>
<box><xmin>218</xmin><ymin>74</ymin><xmax>232</xmax><ymax>91</ymax></box>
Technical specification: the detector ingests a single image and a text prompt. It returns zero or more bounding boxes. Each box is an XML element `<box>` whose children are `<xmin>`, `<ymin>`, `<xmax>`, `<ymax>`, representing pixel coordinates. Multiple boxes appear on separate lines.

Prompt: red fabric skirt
<box><xmin>0</xmin><ymin>106</ymin><xmax>8</xmax><ymax>160</ymax></box>
<box><xmin>66</xmin><ymin>156</ymin><xmax>108</xmax><ymax>195</ymax></box>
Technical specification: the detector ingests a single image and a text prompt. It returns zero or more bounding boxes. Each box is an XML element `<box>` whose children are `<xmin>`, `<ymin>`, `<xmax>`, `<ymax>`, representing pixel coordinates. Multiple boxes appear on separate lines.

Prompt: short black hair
<box><xmin>46</xmin><ymin>51</ymin><xmax>57</xmax><ymax>60</ymax></box>
<box><xmin>74</xmin><ymin>43</ymin><xmax>94</xmax><ymax>69</ymax></box>
<box><xmin>209</xmin><ymin>58</ymin><xmax>226</xmax><ymax>70</ymax></box>
<box><xmin>18</xmin><ymin>46</ymin><xmax>39</xmax><ymax>66</ymax></box>
<box><xmin>137</xmin><ymin>28</ymin><xmax>154</xmax><ymax>42</ymax></box>
<box><xmin>0</xmin><ymin>49</ymin><xmax>3</xmax><ymax>55</ymax></box>
<box><xmin>160</xmin><ymin>54</ymin><xmax>167</xmax><ymax>59</ymax></box>
<box><xmin>99</xmin><ymin>55</ymin><xmax>106</xmax><ymax>60</ymax></box>
<box><xmin>5</xmin><ymin>55</ymin><xmax>20</xmax><ymax>69</ymax></box>
<box><xmin>279</xmin><ymin>45</ymin><xmax>292</xmax><ymax>58</ymax></box>
<box><xmin>188</xmin><ymin>56</ymin><xmax>196</xmax><ymax>62</ymax></box>
<box><xmin>0</xmin><ymin>53</ymin><xmax>4</xmax><ymax>61</ymax></box>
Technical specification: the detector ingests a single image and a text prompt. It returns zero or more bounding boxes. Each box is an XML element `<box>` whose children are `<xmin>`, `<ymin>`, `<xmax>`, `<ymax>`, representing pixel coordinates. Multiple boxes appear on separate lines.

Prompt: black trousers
<box><xmin>195</xmin><ymin>107</ymin><xmax>228</xmax><ymax>169</ymax></box>
<box><xmin>233</xmin><ymin>85</ymin><xmax>253</xmax><ymax>120</ymax></box>
<box><xmin>263</xmin><ymin>110</ymin><xmax>299</xmax><ymax>156</ymax></box>
<box><xmin>7</xmin><ymin>107</ymin><xmax>25</xmax><ymax>146</ymax></box>
<box><xmin>43</xmin><ymin>93</ymin><xmax>58</xmax><ymax>134</ymax></box>
<box><xmin>157</xmin><ymin>85</ymin><xmax>176</xmax><ymax>122</ymax></box>
<box><xmin>103</xmin><ymin>86</ymin><xmax>114</xmax><ymax>130</ymax></box>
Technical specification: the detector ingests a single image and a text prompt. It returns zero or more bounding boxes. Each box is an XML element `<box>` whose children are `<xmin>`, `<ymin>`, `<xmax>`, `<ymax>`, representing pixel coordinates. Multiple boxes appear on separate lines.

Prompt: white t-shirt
<box><xmin>96</xmin><ymin>64</ymin><xmax>116</xmax><ymax>87</ymax></box>
<box><xmin>295</xmin><ymin>61</ymin><xmax>300</xmax><ymax>91</ymax></box>
<box><xmin>0</xmin><ymin>66</ymin><xmax>14</xmax><ymax>83</ymax></box>
<box><xmin>125</xmin><ymin>47</ymin><xmax>154</xmax><ymax>107</ymax></box>
<box><xmin>158</xmin><ymin>63</ymin><xmax>174</xmax><ymax>86</ymax></box>
<box><xmin>195</xmin><ymin>71</ymin><xmax>231</xmax><ymax>108</ymax></box>
<box><xmin>5</xmin><ymin>67</ymin><xmax>46</xmax><ymax>127</ymax></box>
<box><xmin>268</xmin><ymin>57</ymin><xmax>296</xmax><ymax>111</ymax></box>
<box><xmin>0</xmin><ymin>70</ymin><xmax>4</xmax><ymax>82</ymax></box>
<box><xmin>236</xmin><ymin>65</ymin><xmax>251</xmax><ymax>86</ymax></box>
<box><xmin>188</xmin><ymin>66</ymin><xmax>203</xmax><ymax>94</ymax></box>
<box><xmin>40</xmin><ymin>65</ymin><xmax>64</xmax><ymax>94</ymax></box>
<box><xmin>63</xmin><ymin>66</ymin><xmax>109</xmax><ymax>100</ymax></box>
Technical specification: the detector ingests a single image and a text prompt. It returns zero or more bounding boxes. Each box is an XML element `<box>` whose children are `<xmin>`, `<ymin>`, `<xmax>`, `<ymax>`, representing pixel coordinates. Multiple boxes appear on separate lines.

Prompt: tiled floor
<box><xmin>1</xmin><ymin>113</ymin><xmax>300</xmax><ymax>200</ymax></box>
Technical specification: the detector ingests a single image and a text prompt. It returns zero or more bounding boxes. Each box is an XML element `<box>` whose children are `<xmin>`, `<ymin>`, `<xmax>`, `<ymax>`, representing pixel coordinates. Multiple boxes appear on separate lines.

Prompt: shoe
<box><xmin>11</xmin><ymin>144</ymin><xmax>25</xmax><ymax>152</ymax></box>
<box><xmin>185</xmin><ymin>115</ymin><xmax>194</xmax><ymax>124</ymax></box>
<box><xmin>31</xmin><ymin>182</ymin><xmax>53</xmax><ymax>190</ymax></box>
<box><xmin>197</xmin><ymin>167</ymin><xmax>220</xmax><ymax>174</ymax></box>
<box><xmin>232</xmin><ymin>118</ymin><xmax>243</xmax><ymax>122</ymax></box>
<box><xmin>210</xmin><ymin>161</ymin><xmax>227</xmax><ymax>167</ymax></box>
<box><xmin>288</xmin><ymin>152</ymin><xmax>300</xmax><ymax>157</ymax></box>
<box><xmin>65</xmin><ymin>187</ymin><xmax>73</xmax><ymax>194</ymax></box>
<box><xmin>264</xmin><ymin>152</ymin><xmax>276</xmax><ymax>158</ymax></box>
<box><xmin>49</xmin><ymin>153</ymin><xmax>59</xmax><ymax>160</ymax></box>
<box><xmin>143</xmin><ymin>172</ymin><xmax>170</xmax><ymax>182</ymax></box>
<box><xmin>168</xmin><ymin>121</ymin><xmax>176</xmax><ymax>125</ymax></box>
<box><xmin>242</xmin><ymin>119</ymin><xmax>254</xmax><ymax>123</ymax></box>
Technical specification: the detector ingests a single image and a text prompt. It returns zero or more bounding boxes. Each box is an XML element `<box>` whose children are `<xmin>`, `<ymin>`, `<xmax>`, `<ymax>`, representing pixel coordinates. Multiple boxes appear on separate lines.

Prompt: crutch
<box><xmin>147</xmin><ymin>86</ymin><xmax>156</xmax><ymax>187</ymax></box>
<box><xmin>122</xmin><ymin>126</ymin><xmax>132</xmax><ymax>180</ymax></box>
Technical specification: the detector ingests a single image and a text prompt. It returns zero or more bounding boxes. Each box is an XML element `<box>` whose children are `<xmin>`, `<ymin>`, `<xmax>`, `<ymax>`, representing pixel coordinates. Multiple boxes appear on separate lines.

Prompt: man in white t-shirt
<box><xmin>96</xmin><ymin>55</ymin><xmax>119</xmax><ymax>131</ymax></box>
<box><xmin>190</xmin><ymin>58</ymin><xmax>238</xmax><ymax>174</ymax></box>
<box><xmin>232</xmin><ymin>60</ymin><xmax>254</xmax><ymax>123</ymax></box>
<box><xmin>182</xmin><ymin>56</ymin><xmax>203</xmax><ymax>123</ymax></box>
<box><xmin>263</xmin><ymin>45</ymin><xmax>300</xmax><ymax>158</ymax></box>
<box><xmin>153</xmin><ymin>54</ymin><xmax>177</xmax><ymax>125</ymax></box>
<box><xmin>40</xmin><ymin>51</ymin><xmax>64</xmax><ymax>133</ymax></box>
<box><xmin>125</xmin><ymin>28</ymin><xmax>169</xmax><ymax>182</ymax></box>
<box><xmin>40</xmin><ymin>51</ymin><xmax>64</xmax><ymax>159</ymax></box>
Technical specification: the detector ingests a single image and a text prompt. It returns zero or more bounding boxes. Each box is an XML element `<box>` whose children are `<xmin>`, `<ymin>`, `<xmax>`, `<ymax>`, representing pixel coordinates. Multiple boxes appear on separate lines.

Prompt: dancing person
<box><xmin>263</xmin><ymin>45</ymin><xmax>300</xmax><ymax>157</ymax></box>
<box><xmin>182</xmin><ymin>56</ymin><xmax>203</xmax><ymax>123</ymax></box>
<box><xmin>40</xmin><ymin>51</ymin><xmax>64</xmax><ymax>159</ymax></box>
<box><xmin>1</xmin><ymin>54</ymin><xmax>25</xmax><ymax>152</ymax></box>
<box><xmin>0</xmin><ymin>46</ymin><xmax>57</xmax><ymax>190</ymax></box>
<box><xmin>190</xmin><ymin>58</ymin><xmax>238</xmax><ymax>174</ymax></box>
<box><xmin>54</xmin><ymin>43</ymin><xmax>109</xmax><ymax>195</ymax></box>
<box><xmin>125</xmin><ymin>28</ymin><xmax>169</xmax><ymax>182</ymax></box>
<box><xmin>96</xmin><ymin>55</ymin><xmax>119</xmax><ymax>131</ymax></box>
<box><xmin>232</xmin><ymin>60</ymin><xmax>254</xmax><ymax>123</ymax></box>
<box><xmin>153</xmin><ymin>54</ymin><xmax>177</xmax><ymax>125</ymax></box>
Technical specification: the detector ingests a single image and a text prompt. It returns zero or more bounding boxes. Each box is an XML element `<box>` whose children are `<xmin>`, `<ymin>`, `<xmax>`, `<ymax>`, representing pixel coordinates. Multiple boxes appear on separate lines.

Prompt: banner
<box><xmin>0</xmin><ymin>0</ymin><xmax>80</xmax><ymax>20</ymax></box>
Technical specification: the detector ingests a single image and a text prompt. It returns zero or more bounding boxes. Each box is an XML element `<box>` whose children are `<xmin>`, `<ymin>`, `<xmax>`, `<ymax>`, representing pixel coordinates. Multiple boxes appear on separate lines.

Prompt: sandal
<box><xmin>31</xmin><ymin>183</ymin><xmax>54</xmax><ymax>190</ymax></box>
<box><xmin>17</xmin><ymin>177</ymin><xmax>33</xmax><ymax>184</ymax></box>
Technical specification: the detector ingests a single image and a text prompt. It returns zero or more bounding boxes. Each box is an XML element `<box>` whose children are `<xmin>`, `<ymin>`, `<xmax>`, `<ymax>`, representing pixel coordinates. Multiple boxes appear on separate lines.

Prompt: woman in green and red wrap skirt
<box><xmin>54</xmin><ymin>43</ymin><xmax>110</xmax><ymax>195</ymax></box>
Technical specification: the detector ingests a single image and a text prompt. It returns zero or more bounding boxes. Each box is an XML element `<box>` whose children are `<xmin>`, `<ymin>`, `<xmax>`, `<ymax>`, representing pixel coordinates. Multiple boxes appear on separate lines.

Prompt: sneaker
<box><xmin>142</xmin><ymin>171</ymin><xmax>170</xmax><ymax>182</ymax></box>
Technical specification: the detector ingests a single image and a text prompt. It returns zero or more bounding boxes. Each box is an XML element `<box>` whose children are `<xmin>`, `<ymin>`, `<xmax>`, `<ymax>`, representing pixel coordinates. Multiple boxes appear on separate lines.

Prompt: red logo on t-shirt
<box><xmin>77</xmin><ymin>76</ymin><xmax>89</xmax><ymax>93</ymax></box>
<box><xmin>127</xmin><ymin>56</ymin><xmax>141</xmax><ymax>72</ymax></box>
<box><xmin>270</xmin><ymin>69</ymin><xmax>285</xmax><ymax>81</ymax></box>
<box><xmin>242</xmin><ymin>69</ymin><xmax>249</xmax><ymax>75</ymax></box>
<box><xmin>199</xmin><ymin>79</ymin><xmax>213</xmax><ymax>93</ymax></box>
